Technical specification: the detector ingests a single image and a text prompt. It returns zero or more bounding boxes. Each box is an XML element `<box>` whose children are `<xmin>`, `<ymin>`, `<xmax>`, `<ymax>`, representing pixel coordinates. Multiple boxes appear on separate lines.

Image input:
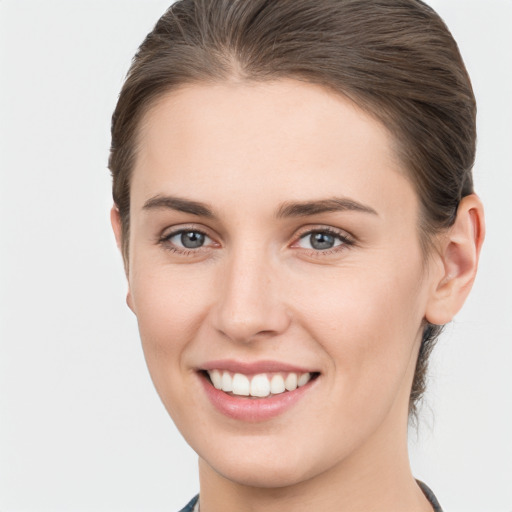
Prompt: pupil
<box><xmin>310</xmin><ymin>232</ymin><xmax>335</xmax><ymax>250</ymax></box>
<box><xmin>181</xmin><ymin>231</ymin><xmax>205</xmax><ymax>249</ymax></box>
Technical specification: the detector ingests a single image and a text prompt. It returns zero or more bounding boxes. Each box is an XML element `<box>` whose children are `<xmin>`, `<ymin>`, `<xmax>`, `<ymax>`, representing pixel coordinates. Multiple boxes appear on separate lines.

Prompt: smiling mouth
<box><xmin>202</xmin><ymin>370</ymin><xmax>320</xmax><ymax>398</ymax></box>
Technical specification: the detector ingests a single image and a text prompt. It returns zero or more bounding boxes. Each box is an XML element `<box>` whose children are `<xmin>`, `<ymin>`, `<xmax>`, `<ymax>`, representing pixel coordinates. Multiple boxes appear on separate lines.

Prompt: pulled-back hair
<box><xmin>109</xmin><ymin>0</ymin><xmax>476</xmax><ymax>417</ymax></box>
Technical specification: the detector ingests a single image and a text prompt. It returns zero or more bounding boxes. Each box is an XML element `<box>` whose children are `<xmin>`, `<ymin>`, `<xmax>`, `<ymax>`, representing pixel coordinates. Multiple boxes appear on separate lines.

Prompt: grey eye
<box><xmin>169</xmin><ymin>230</ymin><xmax>209</xmax><ymax>249</ymax></box>
<box><xmin>299</xmin><ymin>231</ymin><xmax>344</xmax><ymax>251</ymax></box>
<box><xmin>181</xmin><ymin>231</ymin><xmax>205</xmax><ymax>248</ymax></box>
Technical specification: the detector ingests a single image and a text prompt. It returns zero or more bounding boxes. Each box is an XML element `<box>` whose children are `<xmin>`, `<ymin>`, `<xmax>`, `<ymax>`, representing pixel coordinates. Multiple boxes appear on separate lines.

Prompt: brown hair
<box><xmin>109</xmin><ymin>0</ymin><xmax>476</xmax><ymax>417</ymax></box>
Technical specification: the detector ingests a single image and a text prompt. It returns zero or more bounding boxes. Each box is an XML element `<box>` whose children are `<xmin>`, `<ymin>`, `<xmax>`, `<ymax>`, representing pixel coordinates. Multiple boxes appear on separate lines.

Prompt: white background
<box><xmin>0</xmin><ymin>1</ymin><xmax>511</xmax><ymax>510</ymax></box>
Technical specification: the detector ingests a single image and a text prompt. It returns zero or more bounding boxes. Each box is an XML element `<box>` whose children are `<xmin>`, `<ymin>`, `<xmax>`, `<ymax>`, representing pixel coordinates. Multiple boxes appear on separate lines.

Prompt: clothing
<box><xmin>178</xmin><ymin>494</ymin><xmax>199</xmax><ymax>512</ymax></box>
<box><xmin>417</xmin><ymin>480</ymin><xmax>443</xmax><ymax>512</ymax></box>
<box><xmin>178</xmin><ymin>481</ymin><xmax>443</xmax><ymax>512</ymax></box>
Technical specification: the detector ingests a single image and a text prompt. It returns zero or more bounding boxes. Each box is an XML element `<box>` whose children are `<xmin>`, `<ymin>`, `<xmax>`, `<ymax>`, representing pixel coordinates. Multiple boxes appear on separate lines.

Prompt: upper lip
<box><xmin>199</xmin><ymin>359</ymin><xmax>318</xmax><ymax>374</ymax></box>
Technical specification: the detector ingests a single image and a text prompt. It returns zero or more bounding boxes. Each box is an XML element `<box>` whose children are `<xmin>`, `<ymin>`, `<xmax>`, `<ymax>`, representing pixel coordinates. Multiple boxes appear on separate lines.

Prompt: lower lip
<box><xmin>198</xmin><ymin>372</ymin><xmax>317</xmax><ymax>422</ymax></box>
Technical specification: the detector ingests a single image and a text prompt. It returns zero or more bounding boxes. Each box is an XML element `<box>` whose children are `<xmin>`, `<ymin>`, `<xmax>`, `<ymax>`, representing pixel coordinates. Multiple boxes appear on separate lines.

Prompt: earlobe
<box><xmin>126</xmin><ymin>290</ymin><xmax>135</xmax><ymax>313</ymax></box>
<box><xmin>425</xmin><ymin>194</ymin><xmax>485</xmax><ymax>325</ymax></box>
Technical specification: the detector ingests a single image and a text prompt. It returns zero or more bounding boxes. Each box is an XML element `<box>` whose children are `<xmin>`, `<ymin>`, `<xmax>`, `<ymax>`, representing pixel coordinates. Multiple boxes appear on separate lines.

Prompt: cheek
<box><xmin>130</xmin><ymin>256</ymin><xmax>213</xmax><ymax>334</ymax></box>
<box><xmin>290</xmin><ymin>258</ymin><xmax>426</xmax><ymax>408</ymax></box>
<box><xmin>293</xmin><ymin>260</ymin><xmax>424</xmax><ymax>336</ymax></box>
<box><xmin>128</xmin><ymin>263</ymin><xmax>212</xmax><ymax>394</ymax></box>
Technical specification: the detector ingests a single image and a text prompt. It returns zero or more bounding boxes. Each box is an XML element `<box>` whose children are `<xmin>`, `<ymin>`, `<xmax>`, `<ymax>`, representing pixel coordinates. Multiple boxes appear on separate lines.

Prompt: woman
<box><xmin>108</xmin><ymin>1</ymin><xmax>484</xmax><ymax>510</ymax></box>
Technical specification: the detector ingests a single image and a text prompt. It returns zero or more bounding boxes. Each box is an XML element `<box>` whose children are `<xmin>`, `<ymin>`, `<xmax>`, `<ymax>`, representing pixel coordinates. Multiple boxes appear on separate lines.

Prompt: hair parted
<box><xmin>109</xmin><ymin>0</ymin><xmax>476</xmax><ymax>417</ymax></box>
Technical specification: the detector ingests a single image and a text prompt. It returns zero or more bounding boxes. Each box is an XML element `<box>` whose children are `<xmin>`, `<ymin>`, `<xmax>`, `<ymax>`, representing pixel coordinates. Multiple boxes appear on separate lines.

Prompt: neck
<box><xmin>197</xmin><ymin>401</ymin><xmax>432</xmax><ymax>512</ymax></box>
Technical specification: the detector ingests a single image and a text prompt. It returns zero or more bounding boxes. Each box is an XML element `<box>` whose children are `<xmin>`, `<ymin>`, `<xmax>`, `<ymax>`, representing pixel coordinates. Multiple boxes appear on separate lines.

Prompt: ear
<box><xmin>110</xmin><ymin>205</ymin><xmax>135</xmax><ymax>313</ymax></box>
<box><xmin>425</xmin><ymin>194</ymin><xmax>485</xmax><ymax>325</ymax></box>
<box><xmin>110</xmin><ymin>205</ymin><xmax>124</xmax><ymax>251</ymax></box>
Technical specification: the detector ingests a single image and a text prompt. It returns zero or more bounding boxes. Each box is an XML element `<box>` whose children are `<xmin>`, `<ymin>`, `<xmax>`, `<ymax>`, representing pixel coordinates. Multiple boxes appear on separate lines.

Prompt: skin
<box><xmin>111</xmin><ymin>79</ymin><xmax>484</xmax><ymax>512</ymax></box>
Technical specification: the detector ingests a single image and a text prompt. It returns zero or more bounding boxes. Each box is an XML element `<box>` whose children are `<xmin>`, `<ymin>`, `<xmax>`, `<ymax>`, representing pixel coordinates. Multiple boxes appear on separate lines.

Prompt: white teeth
<box><xmin>221</xmin><ymin>371</ymin><xmax>233</xmax><ymax>392</ymax></box>
<box><xmin>207</xmin><ymin>370</ymin><xmax>313</xmax><ymax>396</ymax></box>
<box><xmin>250</xmin><ymin>374</ymin><xmax>271</xmax><ymax>397</ymax></box>
<box><xmin>210</xmin><ymin>369</ymin><xmax>222</xmax><ymax>389</ymax></box>
<box><xmin>298</xmin><ymin>373</ymin><xmax>311</xmax><ymax>387</ymax></box>
<box><xmin>270</xmin><ymin>374</ymin><xmax>286</xmax><ymax>395</ymax></box>
<box><xmin>284</xmin><ymin>373</ymin><xmax>298</xmax><ymax>391</ymax></box>
<box><xmin>232</xmin><ymin>373</ymin><xmax>250</xmax><ymax>396</ymax></box>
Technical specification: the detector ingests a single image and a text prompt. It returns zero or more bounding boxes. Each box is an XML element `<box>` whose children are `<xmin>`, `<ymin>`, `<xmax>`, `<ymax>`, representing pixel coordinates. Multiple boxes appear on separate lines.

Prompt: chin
<box><xmin>194</xmin><ymin>432</ymin><xmax>338</xmax><ymax>490</ymax></box>
<box><xmin>206</xmin><ymin>454</ymin><xmax>315</xmax><ymax>489</ymax></box>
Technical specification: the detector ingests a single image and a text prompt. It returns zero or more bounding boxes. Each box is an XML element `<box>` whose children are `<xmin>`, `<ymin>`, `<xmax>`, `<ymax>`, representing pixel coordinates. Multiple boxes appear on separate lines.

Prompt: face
<box><xmin>123</xmin><ymin>80</ymin><xmax>435</xmax><ymax>488</ymax></box>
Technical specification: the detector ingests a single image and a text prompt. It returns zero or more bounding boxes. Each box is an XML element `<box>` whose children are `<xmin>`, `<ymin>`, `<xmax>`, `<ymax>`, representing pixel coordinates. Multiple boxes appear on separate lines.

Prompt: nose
<box><xmin>212</xmin><ymin>248</ymin><xmax>291</xmax><ymax>344</ymax></box>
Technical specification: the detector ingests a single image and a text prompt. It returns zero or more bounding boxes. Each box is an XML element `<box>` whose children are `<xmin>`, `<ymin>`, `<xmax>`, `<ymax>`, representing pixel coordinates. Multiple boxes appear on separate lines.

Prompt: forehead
<box><xmin>132</xmin><ymin>79</ymin><xmax>415</xmax><ymax>218</ymax></box>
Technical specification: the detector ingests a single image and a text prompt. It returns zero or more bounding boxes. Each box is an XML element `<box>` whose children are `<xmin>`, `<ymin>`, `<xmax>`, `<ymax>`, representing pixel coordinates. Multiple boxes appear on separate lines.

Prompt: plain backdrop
<box><xmin>0</xmin><ymin>1</ymin><xmax>511</xmax><ymax>511</ymax></box>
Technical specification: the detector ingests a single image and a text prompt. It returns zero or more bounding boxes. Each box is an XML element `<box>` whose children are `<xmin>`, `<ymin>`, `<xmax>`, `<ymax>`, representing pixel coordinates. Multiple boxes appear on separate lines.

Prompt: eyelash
<box><xmin>294</xmin><ymin>227</ymin><xmax>354</xmax><ymax>257</ymax></box>
<box><xmin>158</xmin><ymin>227</ymin><xmax>214</xmax><ymax>256</ymax></box>
<box><xmin>158</xmin><ymin>226</ymin><xmax>355</xmax><ymax>257</ymax></box>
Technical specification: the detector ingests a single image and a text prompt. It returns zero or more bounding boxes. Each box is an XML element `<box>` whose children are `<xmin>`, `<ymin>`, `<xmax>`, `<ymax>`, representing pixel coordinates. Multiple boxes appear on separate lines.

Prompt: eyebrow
<box><xmin>142</xmin><ymin>195</ymin><xmax>378</xmax><ymax>219</ymax></box>
<box><xmin>276</xmin><ymin>198</ymin><xmax>378</xmax><ymax>218</ymax></box>
<box><xmin>143</xmin><ymin>195</ymin><xmax>214</xmax><ymax>218</ymax></box>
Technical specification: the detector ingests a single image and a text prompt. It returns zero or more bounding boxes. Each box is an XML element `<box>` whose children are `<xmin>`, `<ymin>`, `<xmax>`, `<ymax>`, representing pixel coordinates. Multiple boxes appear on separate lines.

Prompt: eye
<box><xmin>162</xmin><ymin>229</ymin><xmax>214</xmax><ymax>251</ymax></box>
<box><xmin>296</xmin><ymin>229</ymin><xmax>351</xmax><ymax>251</ymax></box>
